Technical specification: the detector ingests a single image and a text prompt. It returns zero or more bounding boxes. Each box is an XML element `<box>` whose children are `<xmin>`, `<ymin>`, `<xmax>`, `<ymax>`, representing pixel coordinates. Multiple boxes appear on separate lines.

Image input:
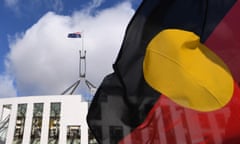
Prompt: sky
<box><xmin>0</xmin><ymin>0</ymin><xmax>142</xmax><ymax>99</ymax></box>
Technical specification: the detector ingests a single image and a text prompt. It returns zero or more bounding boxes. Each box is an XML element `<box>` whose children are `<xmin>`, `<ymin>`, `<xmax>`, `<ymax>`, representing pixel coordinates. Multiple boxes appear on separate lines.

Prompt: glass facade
<box><xmin>89</xmin><ymin>126</ymin><xmax>101</xmax><ymax>144</ymax></box>
<box><xmin>88</xmin><ymin>129</ymin><xmax>97</xmax><ymax>144</ymax></box>
<box><xmin>67</xmin><ymin>125</ymin><xmax>81</xmax><ymax>144</ymax></box>
<box><xmin>13</xmin><ymin>104</ymin><xmax>27</xmax><ymax>144</ymax></box>
<box><xmin>0</xmin><ymin>96</ymin><xmax>89</xmax><ymax>144</ymax></box>
<box><xmin>48</xmin><ymin>103</ymin><xmax>61</xmax><ymax>144</ymax></box>
<box><xmin>0</xmin><ymin>104</ymin><xmax>12</xmax><ymax>144</ymax></box>
<box><xmin>30</xmin><ymin>103</ymin><xmax>44</xmax><ymax>144</ymax></box>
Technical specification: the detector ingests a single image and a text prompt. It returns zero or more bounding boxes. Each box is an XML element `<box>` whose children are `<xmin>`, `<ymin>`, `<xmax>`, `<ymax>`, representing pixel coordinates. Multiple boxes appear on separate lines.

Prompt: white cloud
<box><xmin>48</xmin><ymin>0</ymin><xmax>64</xmax><ymax>13</ymax></box>
<box><xmin>0</xmin><ymin>75</ymin><xmax>17</xmax><ymax>98</ymax></box>
<box><xmin>83</xmin><ymin>0</ymin><xmax>105</xmax><ymax>14</ymax></box>
<box><xmin>4</xmin><ymin>0</ymin><xmax>64</xmax><ymax>15</ymax></box>
<box><xmin>4</xmin><ymin>0</ymin><xmax>19</xmax><ymax>13</ymax></box>
<box><xmin>4</xmin><ymin>0</ymin><xmax>18</xmax><ymax>7</ymax></box>
<box><xmin>6</xmin><ymin>1</ymin><xmax>135</xmax><ymax>97</ymax></box>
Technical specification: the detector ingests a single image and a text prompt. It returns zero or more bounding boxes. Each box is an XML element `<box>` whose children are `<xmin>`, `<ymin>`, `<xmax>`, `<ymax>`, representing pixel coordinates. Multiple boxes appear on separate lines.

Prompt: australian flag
<box><xmin>68</xmin><ymin>32</ymin><xmax>81</xmax><ymax>38</ymax></box>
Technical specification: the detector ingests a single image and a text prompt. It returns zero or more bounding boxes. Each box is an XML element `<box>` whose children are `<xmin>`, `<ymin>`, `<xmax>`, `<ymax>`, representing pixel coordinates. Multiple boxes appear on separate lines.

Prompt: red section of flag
<box><xmin>205</xmin><ymin>1</ymin><xmax>240</xmax><ymax>82</ymax></box>
<box><xmin>120</xmin><ymin>82</ymin><xmax>240</xmax><ymax>144</ymax></box>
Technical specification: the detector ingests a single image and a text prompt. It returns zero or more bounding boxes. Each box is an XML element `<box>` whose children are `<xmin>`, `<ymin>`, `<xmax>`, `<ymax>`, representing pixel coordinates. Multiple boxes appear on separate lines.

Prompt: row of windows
<box><xmin>0</xmin><ymin>103</ymin><xmax>61</xmax><ymax>144</ymax></box>
<box><xmin>0</xmin><ymin>103</ymin><xmax>124</xmax><ymax>144</ymax></box>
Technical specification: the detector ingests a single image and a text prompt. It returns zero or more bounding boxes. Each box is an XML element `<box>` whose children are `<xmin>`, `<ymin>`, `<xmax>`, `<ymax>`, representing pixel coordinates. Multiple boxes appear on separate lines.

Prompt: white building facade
<box><xmin>0</xmin><ymin>95</ymin><xmax>94</xmax><ymax>144</ymax></box>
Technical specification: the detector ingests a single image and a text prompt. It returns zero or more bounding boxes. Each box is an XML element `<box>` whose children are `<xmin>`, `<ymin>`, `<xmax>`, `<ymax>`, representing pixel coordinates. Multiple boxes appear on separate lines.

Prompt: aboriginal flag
<box><xmin>87</xmin><ymin>0</ymin><xmax>240</xmax><ymax>143</ymax></box>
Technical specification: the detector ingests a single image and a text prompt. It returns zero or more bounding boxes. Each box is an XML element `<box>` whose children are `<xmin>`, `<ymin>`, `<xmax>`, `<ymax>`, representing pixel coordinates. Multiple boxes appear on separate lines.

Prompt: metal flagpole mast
<box><xmin>79</xmin><ymin>31</ymin><xmax>86</xmax><ymax>78</ymax></box>
<box><xmin>61</xmin><ymin>32</ymin><xmax>96</xmax><ymax>99</ymax></box>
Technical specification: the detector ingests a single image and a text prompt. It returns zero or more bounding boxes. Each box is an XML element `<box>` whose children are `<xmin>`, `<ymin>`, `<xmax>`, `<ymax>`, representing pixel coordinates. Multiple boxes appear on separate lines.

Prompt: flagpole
<box><xmin>79</xmin><ymin>31</ymin><xmax>86</xmax><ymax>78</ymax></box>
<box><xmin>62</xmin><ymin>32</ymin><xmax>96</xmax><ymax>100</ymax></box>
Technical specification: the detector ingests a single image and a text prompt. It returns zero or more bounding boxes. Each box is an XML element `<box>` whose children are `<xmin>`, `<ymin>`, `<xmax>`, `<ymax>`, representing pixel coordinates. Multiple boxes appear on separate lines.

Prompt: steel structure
<box><xmin>61</xmin><ymin>32</ymin><xmax>96</xmax><ymax>97</ymax></box>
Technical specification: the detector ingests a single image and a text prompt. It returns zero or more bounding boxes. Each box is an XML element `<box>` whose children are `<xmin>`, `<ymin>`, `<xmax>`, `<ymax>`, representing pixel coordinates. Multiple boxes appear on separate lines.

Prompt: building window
<box><xmin>13</xmin><ymin>104</ymin><xmax>27</xmax><ymax>144</ymax></box>
<box><xmin>48</xmin><ymin>102</ymin><xmax>61</xmax><ymax>144</ymax></box>
<box><xmin>109</xmin><ymin>126</ymin><xmax>123</xmax><ymax>144</ymax></box>
<box><xmin>67</xmin><ymin>125</ymin><xmax>81</xmax><ymax>144</ymax></box>
<box><xmin>0</xmin><ymin>104</ymin><xmax>12</xmax><ymax>143</ymax></box>
<box><xmin>88</xmin><ymin>129</ymin><xmax>98</xmax><ymax>144</ymax></box>
<box><xmin>30</xmin><ymin>103</ymin><xmax>44</xmax><ymax>144</ymax></box>
<box><xmin>89</xmin><ymin>126</ymin><xmax>102</xmax><ymax>144</ymax></box>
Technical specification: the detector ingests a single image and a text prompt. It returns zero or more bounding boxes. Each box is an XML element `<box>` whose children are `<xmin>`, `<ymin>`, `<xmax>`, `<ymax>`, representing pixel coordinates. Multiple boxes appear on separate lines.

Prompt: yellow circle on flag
<box><xmin>143</xmin><ymin>29</ymin><xmax>234</xmax><ymax>111</ymax></box>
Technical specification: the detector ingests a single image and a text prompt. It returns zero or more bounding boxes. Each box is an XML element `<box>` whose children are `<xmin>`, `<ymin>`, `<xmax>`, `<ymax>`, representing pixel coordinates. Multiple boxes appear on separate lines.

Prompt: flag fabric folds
<box><xmin>68</xmin><ymin>32</ymin><xmax>81</xmax><ymax>38</ymax></box>
<box><xmin>87</xmin><ymin>0</ymin><xmax>240</xmax><ymax>143</ymax></box>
